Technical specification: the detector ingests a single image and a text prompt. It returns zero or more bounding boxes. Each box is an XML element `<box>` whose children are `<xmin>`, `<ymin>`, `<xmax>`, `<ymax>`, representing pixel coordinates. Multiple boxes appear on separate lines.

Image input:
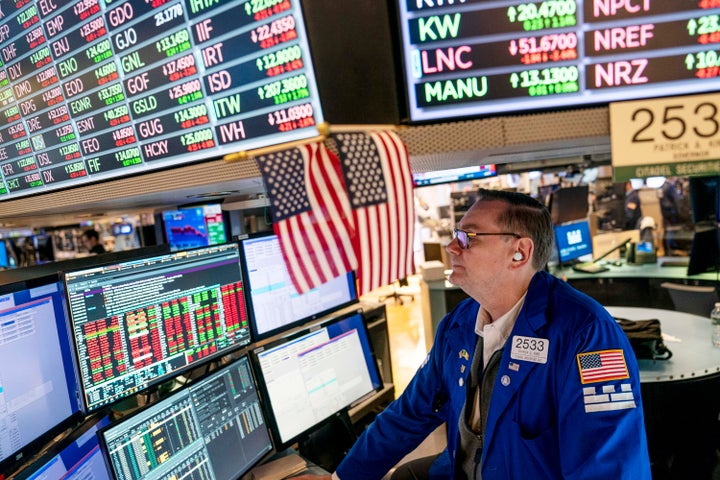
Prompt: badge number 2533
<box><xmin>511</xmin><ymin>335</ymin><xmax>549</xmax><ymax>364</ymax></box>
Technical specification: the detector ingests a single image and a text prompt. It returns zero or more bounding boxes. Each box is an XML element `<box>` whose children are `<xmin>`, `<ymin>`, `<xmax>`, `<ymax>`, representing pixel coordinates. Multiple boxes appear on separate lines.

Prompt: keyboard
<box><xmin>660</xmin><ymin>259</ymin><xmax>689</xmax><ymax>268</ymax></box>
<box><xmin>572</xmin><ymin>263</ymin><xmax>610</xmax><ymax>274</ymax></box>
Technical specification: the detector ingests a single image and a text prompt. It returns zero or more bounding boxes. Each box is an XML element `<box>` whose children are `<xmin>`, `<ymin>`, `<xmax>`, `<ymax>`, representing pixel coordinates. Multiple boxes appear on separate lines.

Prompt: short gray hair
<box><xmin>475</xmin><ymin>188</ymin><xmax>554</xmax><ymax>270</ymax></box>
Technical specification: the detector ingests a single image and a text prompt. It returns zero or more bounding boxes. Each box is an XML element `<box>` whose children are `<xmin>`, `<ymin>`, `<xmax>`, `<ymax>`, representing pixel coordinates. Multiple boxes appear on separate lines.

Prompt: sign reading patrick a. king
<box><xmin>610</xmin><ymin>92</ymin><xmax>720</xmax><ymax>181</ymax></box>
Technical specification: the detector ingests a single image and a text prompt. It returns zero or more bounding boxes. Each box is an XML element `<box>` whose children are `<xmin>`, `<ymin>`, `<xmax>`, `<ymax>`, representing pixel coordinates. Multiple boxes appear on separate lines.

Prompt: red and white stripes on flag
<box><xmin>577</xmin><ymin>350</ymin><xmax>629</xmax><ymax>384</ymax></box>
<box><xmin>332</xmin><ymin>131</ymin><xmax>415</xmax><ymax>296</ymax></box>
<box><xmin>255</xmin><ymin>142</ymin><xmax>357</xmax><ymax>293</ymax></box>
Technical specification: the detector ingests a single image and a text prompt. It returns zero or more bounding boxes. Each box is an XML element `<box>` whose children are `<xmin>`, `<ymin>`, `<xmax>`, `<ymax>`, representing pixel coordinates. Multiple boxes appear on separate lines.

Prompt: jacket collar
<box><xmin>481</xmin><ymin>271</ymin><xmax>554</xmax><ymax>457</ymax></box>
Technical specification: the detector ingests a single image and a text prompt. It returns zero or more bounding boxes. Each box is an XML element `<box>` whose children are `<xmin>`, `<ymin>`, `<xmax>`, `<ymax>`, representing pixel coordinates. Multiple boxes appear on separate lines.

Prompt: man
<box><xmin>297</xmin><ymin>189</ymin><xmax>650</xmax><ymax>479</ymax></box>
<box><xmin>82</xmin><ymin>229</ymin><xmax>106</xmax><ymax>254</ymax></box>
<box><xmin>624</xmin><ymin>181</ymin><xmax>642</xmax><ymax>230</ymax></box>
<box><xmin>658</xmin><ymin>177</ymin><xmax>686</xmax><ymax>254</ymax></box>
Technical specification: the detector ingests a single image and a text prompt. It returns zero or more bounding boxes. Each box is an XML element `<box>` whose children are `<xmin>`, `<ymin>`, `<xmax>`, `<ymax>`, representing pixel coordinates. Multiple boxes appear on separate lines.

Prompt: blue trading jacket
<box><xmin>335</xmin><ymin>270</ymin><xmax>651</xmax><ymax>479</ymax></box>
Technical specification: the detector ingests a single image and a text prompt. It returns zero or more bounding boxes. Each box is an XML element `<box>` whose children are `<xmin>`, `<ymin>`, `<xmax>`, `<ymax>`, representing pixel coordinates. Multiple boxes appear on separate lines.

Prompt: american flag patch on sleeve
<box><xmin>577</xmin><ymin>349</ymin><xmax>629</xmax><ymax>384</ymax></box>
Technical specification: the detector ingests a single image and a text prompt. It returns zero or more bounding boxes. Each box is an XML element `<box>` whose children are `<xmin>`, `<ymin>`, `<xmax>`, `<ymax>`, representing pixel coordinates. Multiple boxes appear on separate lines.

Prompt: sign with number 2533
<box><xmin>610</xmin><ymin>92</ymin><xmax>720</xmax><ymax>181</ymax></box>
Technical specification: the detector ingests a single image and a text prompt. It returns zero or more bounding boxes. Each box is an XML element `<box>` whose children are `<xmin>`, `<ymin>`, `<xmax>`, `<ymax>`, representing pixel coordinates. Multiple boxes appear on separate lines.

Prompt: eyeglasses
<box><xmin>452</xmin><ymin>228</ymin><xmax>520</xmax><ymax>249</ymax></box>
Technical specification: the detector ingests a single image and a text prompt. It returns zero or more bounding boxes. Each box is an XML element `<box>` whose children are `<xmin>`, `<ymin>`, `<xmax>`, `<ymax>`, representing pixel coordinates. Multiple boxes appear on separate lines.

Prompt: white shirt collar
<box><xmin>475</xmin><ymin>294</ymin><xmax>527</xmax><ymax>367</ymax></box>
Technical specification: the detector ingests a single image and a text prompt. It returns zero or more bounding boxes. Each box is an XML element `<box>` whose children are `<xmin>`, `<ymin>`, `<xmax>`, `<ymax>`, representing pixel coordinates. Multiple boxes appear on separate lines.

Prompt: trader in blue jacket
<box><xmin>297</xmin><ymin>188</ymin><xmax>651</xmax><ymax>479</ymax></box>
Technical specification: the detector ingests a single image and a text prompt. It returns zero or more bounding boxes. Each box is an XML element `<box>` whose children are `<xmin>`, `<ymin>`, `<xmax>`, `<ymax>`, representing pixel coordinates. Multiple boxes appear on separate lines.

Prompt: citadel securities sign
<box><xmin>610</xmin><ymin>92</ymin><xmax>720</xmax><ymax>181</ymax></box>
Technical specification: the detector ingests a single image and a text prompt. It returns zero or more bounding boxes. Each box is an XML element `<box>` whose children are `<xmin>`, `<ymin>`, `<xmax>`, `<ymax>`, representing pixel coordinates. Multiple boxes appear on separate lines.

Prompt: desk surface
<box><xmin>560</xmin><ymin>257</ymin><xmax>720</xmax><ymax>282</ymax></box>
<box><xmin>425</xmin><ymin>257</ymin><xmax>720</xmax><ymax>288</ymax></box>
<box><xmin>606</xmin><ymin>306</ymin><xmax>720</xmax><ymax>383</ymax></box>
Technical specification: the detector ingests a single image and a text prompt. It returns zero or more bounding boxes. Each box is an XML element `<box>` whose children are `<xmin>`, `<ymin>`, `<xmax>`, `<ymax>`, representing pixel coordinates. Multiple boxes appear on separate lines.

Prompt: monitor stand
<box><xmin>298</xmin><ymin>410</ymin><xmax>356</xmax><ymax>472</ymax></box>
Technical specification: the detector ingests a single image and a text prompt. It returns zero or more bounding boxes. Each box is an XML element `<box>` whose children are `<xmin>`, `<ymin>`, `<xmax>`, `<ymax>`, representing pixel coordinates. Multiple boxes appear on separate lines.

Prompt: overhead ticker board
<box><xmin>397</xmin><ymin>0</ymin><xmax>720</xmax><ymax>122</ymax></box>
<box><xmin>0</xmin><ymin>0</ymin><xmax>324</xmax><ymax>200</ymax></box>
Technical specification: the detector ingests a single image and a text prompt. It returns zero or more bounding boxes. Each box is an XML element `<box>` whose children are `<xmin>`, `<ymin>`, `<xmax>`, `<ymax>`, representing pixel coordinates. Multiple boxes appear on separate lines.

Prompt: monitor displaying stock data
<box><xmin>0</xmin><ymin>275</ymin><xmax>82</xmax><ymax>473</ymax></box>
<box><xmin>397</xmin><ymin>1</ymin><xmax>720</xmax><ymax>122</ymax></box>
<box><xmin>63</xmin><ymin>243</ymin><xmax>251</xmax><ymax>412</ymax></box>
<box><xmin>251</xmin><ymin>311</ymin><xmax>382</xmax><ymax>448</ymax></box>
<box><xmin>99</xmin><ymin>355</ymin><xmax>273</xmax><ymax>480</ymax></box>
<box><xmin>0</xmin><ymin>0</ymin><xmax>324</xmax><ymax>200</ymax></box>
<box><xmin>162</xmin><ymin>203</ymin><xmax>228</xmax><ymax>251</ymax></box>
<box><xmin>239</xmin><ymin>232</ymin><xmax>358</xmax><ymax>340</ymax></box>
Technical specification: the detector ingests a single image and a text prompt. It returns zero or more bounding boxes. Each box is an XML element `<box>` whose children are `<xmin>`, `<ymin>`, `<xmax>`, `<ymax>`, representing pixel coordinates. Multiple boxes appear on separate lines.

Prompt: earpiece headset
<box><xmin>513</xmin><ymin>252</ymin><xmax>524</xmax><ymax>261</ymax></box>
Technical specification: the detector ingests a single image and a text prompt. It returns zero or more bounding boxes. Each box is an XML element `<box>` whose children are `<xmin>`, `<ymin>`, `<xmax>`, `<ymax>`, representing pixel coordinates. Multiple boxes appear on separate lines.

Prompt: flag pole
<box><xmin>327</xmin><ymin>124</ymin><xmax>398</xmax><ymax>133</ymax></box>
<box><xmin>222</xmin><ymin>134</ymin><xmax>324</xmax><ymax>163</ymax></box>
<box><xmin>222</xmin><ymin>123</ymin><xmax>404</xmax><ymax>163</ymax></box>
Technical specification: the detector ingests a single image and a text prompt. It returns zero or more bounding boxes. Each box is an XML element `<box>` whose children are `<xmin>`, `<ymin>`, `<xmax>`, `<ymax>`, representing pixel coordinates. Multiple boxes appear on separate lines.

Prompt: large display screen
<box><xmin>0</xmin><ymin>275</ymin><xmax>82</xmax><ymax>474</ymax></box>
<box><xmin>100</xmin><ymin>355</ymin><xmax>272</xmax><ymax>480</ymax></box>
<box><xmin>0</xmin><ymin>0</ymin><xmax>324</xmax><ymax>200</ymax></box>
<box><xmin>63</xmin><ymin>243</ymin><xmax>251</xmax><ymax>412</ymax></box>
<box><xmin>251</xmin><ymin>311</ymin><xmax>381</xmax><ymax>448</ymax></box>
<box><xmin>163</xmin><ymin>203</ymin><xmax>228</xmax><ymax>251</ymax></box>
<box><xmin>398</xmin><ymin>1</ymin><xmax>720</xmax><ymax>122</ymax></box>
<box><xmin>239</xmin><ymin>232</ymin><xmax>358</xmax><ymax>340</ymax></box>
<box><xmin>412</xmin><ymin>164</ymin><xmax>497</xmax><ymax>187</ymax></box>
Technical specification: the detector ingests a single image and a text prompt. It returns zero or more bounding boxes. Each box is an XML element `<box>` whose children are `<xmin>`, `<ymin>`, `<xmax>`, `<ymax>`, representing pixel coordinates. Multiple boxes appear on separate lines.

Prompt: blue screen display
<box><xmin>0</xmin><ymin>242</ymin><xmax>8</xmax><ymax>269</ymax></box>
<box><xmin>18</xmin><ymin>416</ymin><xmax>111</xmax><ymax>480</ymax></box>
<box><xmin>0</xmin><ymin>276</ymin><xmax>82</xmax><ymax>472</ymax></box>
<box><xmin>554</xmin><ymin>220</ymin><xmax>593</xmax><ymax>264</ymax></box>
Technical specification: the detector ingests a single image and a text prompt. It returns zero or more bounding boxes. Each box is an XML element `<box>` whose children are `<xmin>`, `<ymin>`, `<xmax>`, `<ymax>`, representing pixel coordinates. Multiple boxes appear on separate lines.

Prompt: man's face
<box><xmin>446</xmin><ymin>200</ymin><xmax>517</xmax><ymax>301</ymax></box>
<box><xmin>82</xmin><ymin>236</ymin><xmax>94</xmax><ymax>250</ymax></box>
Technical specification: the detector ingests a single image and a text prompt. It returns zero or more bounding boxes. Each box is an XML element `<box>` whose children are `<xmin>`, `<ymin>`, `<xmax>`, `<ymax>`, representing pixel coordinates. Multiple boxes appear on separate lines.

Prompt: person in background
<box><xmin>624</xmin><ymin>181</ymin><xmax>642</xmax><ymax>230</ymax></box>
<box><xmin>296</xmin><ymin>188</ymin><xmax>650</xmax><ymax>480</ymax></box>
<box><xmin>659</xmin><ymin>177</ymin><xmax>686</xmax><ymax>255</ymax></box>
<box><xmin>82</xmin><ymin>229</ymin><xmax>106</xmax><ymax>254</ymax></box>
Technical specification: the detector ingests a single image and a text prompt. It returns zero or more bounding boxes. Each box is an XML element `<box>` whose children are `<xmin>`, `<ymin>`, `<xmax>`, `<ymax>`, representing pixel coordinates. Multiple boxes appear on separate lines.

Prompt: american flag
<box><xmin>255</xmin><ymin>143</ymin><xmax>357</xmax><ymax>293</ymax></box>
<box><xmin>331</xmin><ymin>131</ymin><xmax>414</xmax><ymax>296</ymax></box>
<box><xmin>577</xmin><ymin>350</ymin><xmax>629</xmax><ymax>384</ymax></box>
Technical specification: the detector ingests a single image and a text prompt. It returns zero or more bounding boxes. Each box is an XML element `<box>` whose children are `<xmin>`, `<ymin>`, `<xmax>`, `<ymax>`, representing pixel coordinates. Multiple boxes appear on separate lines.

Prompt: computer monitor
<box><xmin>33</xmin><ymin>235</ymin><xmax>55</xmax><ymax>264</ymax></box>
<box><xmin>15</xmin><ymin>415</ymin><xmax>111</xmax><ymax>480</ymax></box>
<box><xmin>239</xmin><ymin>232</ymin><xmax>358</xmax><ymax>340</ymax></box>
<box><xmin>162</xmin><ymin>204</ymin><xmax>228</xmax><ymax>251</ymax></box>
<box><xmin>63</xmin><ymin>244</ymin><xmax>251</xmax><ymax>412</ymax></box>
<box><xmin>0</xmin><ymin>275</ymin><xmax>82</xmax><ymax>474</ymax></box>
<box><xmin>0</xmin><ymin>240</ymin><xmax>8</xmax><ymax>269</ymax></box>
<box><xmin>0</xmin><ymin>244</ymin><xmax>171</xmax><ymax>286</ymax></box>
<box><xmin>689</xmin><ymin>175</ymin><xmax>720</xmax><ymax>224</ymax></box>
<box><xmin>549</xmin><ymin>185</ymin><xmax>589</xmax><ymax>225</ymax></box>
<box><xmin>99</xmin><ymin>355</ymin><xmax>272</xmax><ymax>480</ymax></box>
<box><xmin>554</xmin><ymin>219</ymin><xmax>593</xmax><ymax>265</ymax></box>
<box><xmin>687</xmin><ymin>225</ymin><xmax>720</xmax><ymax>276</ymax></box>
<box><xmin>537</xmin><ymin>183</ymin><xmax>561</xmax><ymax>206</ymax></box>
<box><xmin>251</xmin><ymin>310</ymin><xmax>382</xmax><ymax>448</ymax></box>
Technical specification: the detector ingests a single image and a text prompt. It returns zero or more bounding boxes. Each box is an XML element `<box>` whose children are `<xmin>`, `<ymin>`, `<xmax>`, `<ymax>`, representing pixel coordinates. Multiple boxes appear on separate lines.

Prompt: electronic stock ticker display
<box><xmin>399</xmin><ymin>0</ymin><xmax>720</xmax><ymax>122</ymax></box>
<box><xmin>64</xmin><ymin>244</ymin><xmax>251</xmax><ymax>412</ymax></box>
<box><xmin>0</xmin><ymin>0</ymin><xmax>324</xmax><ymax>200</ymax></box>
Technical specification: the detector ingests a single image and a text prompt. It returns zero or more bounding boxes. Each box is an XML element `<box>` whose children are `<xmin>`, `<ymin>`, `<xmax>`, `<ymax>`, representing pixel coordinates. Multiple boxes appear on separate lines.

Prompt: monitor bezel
<box><xmin>238</xmin><ymin>231</ymin><xmax>359</xmax><ymax>341</ymax></box>
<box><xmin>0</xmin><ymin>274</ymin><xmax>85</xmax><ymax>477</ymax></box>
<box><xmin>97</xmin><ymin>354</ymin><xmax>274</xmax><ymax>480</ymax></box>
<box><xmin>62</xmin><ymin>243</ymin><xmax>252</xmax><ymax>413</ymax></box>
<box><xmin>250</xmin><ymin>309</ymin><xmax>382</xmax><ymax>450</ymax></box>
